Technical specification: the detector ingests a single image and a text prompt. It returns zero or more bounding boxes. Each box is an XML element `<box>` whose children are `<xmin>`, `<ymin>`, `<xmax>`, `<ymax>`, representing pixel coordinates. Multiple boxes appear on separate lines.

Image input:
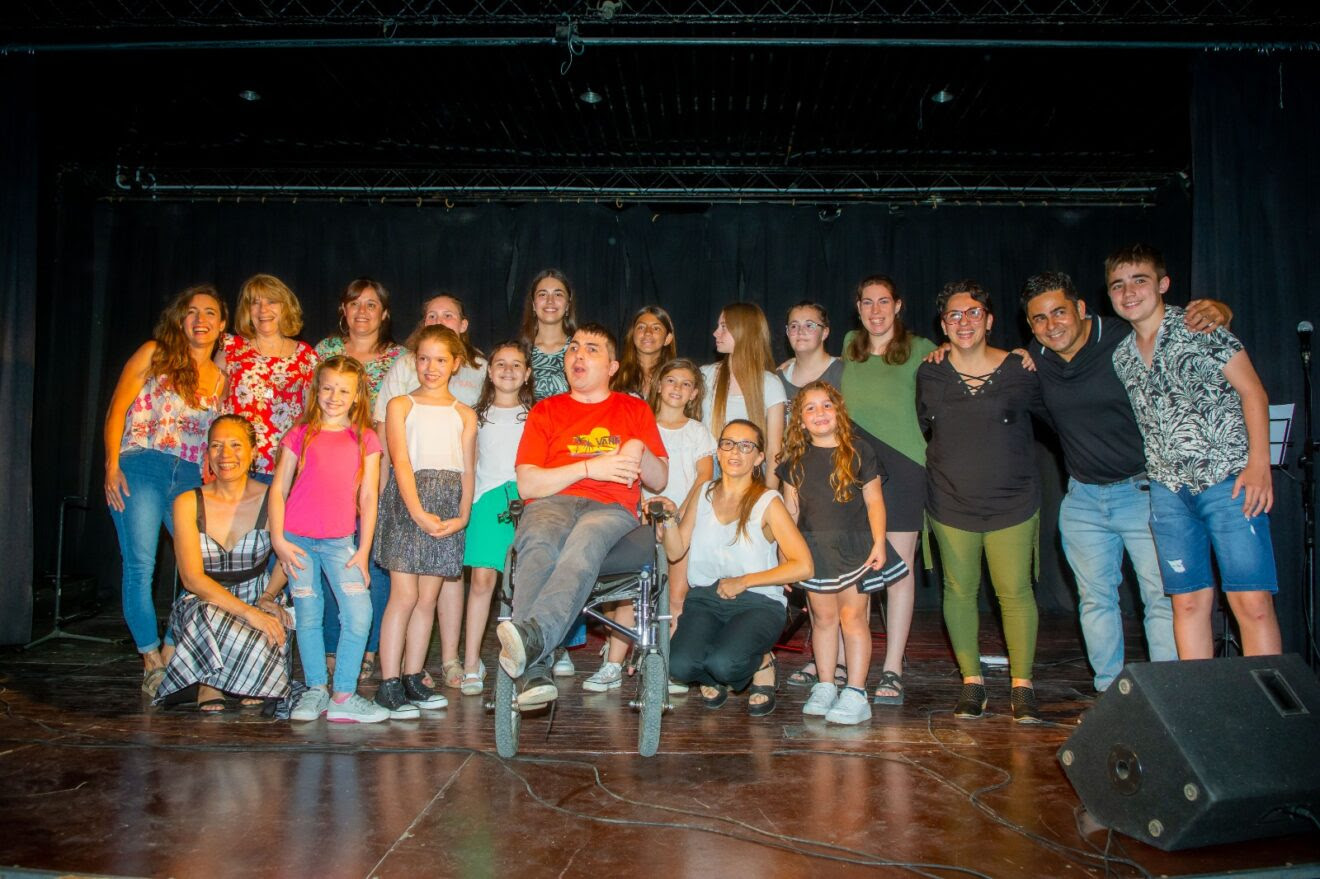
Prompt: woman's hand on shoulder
<box><xmin>1011</xmin><ymin>348</ymin><xmax>1037</xmax><ymax>372</ymax></box>
<box><xmin>923</xmin><ymin>343</ymin><xmax>951</xmax><ymax>364</ymax></box>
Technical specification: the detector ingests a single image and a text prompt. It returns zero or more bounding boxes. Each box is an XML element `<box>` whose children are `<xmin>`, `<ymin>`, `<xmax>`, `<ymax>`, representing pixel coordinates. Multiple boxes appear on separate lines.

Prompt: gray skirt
<box><xmin>374</xmin><ymin>469</ymin><xmax>465</xmax><ymax>577</ymax></box>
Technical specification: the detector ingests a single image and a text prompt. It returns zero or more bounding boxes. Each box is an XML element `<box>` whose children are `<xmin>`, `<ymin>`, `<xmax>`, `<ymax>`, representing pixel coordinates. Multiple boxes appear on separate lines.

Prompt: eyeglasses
<box><xmin>718</xmin><ymin>438</ymin><xmax>761</xmax><ymax>454</ymax></box>
<box><xmin>786</xmin><ymin>320</ymin><xmax>825</xmax><ymax>334</ymax></box>
<box><xmin>942</xmin><ymin>306</ymin><xmax>987</xmax><ymax>324</ymax></box>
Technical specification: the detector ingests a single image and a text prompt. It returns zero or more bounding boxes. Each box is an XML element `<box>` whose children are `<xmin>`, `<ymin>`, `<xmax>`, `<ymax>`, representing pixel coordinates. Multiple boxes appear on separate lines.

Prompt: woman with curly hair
<box><xmin>104</xmin><ymin>284</ymin><xmax>228</xmax><ymax>696</ymax></box>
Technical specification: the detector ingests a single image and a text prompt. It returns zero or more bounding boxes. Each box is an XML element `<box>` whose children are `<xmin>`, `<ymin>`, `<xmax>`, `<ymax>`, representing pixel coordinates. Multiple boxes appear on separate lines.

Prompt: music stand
<box><xmin>25</xmin><ymin>496</ymin><xmax>117</xmax><ymax>650</ymax></box>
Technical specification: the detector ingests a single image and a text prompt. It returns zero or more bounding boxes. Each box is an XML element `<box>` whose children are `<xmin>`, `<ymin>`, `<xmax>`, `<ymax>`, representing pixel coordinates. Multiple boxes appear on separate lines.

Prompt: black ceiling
<box><xmin>7</xmin><ymin>1</ymin><xmax>1318</xmax><ymax>205</ymax></box>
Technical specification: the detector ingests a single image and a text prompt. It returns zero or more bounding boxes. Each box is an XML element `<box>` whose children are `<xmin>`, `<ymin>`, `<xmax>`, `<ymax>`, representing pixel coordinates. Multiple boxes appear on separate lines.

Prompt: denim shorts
<box><xmin>1148</xmin><ymin>477</ymin><xmax>1278</xmax><ymax>594</ymax></box>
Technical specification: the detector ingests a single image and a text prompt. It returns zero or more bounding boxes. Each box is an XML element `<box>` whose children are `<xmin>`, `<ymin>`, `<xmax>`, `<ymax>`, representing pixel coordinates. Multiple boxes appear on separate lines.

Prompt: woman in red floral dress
<box><xmin>217</xmin><ymin>274</ymin><xmax>318</xmax><ymax>482</ymax></box>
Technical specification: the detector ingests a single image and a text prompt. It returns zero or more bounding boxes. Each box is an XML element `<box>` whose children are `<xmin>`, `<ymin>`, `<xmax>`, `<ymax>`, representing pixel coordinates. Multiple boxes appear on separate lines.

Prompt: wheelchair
<box><xmin>490</xmin><ymin>499</ymin><xmax>672</xmax><ymax>758</ymax></box>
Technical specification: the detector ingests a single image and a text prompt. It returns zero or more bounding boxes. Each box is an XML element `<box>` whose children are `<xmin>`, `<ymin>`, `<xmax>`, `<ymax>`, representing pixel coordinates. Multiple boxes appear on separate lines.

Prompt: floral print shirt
<box><xmin>313</xmin><ymin>336</ymin><xmax>405</xmax><ymax>408</ymax></box>
<box><xmin>121</xmin><ymin>372</ymin><xmax>223</xmax><ymax>465</ymax></box>
<box><xmin>1112</xmin><ymin>305</ymin><xmax>1247</xmax><ymax>494</ymax></box>
<box><xmin>221</xmin><ymin>333</ymin><xmax>319</xmax><ymax>475</ymax></box>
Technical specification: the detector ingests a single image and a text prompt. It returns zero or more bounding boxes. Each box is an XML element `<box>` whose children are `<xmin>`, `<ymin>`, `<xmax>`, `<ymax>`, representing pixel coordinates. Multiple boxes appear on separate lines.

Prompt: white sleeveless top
<box><xmin>404</xmin><ymin>398</ymin><xmax>465</xmax><ymax>473</ymax></box>
<box><xmin>687</xmin><ymin>487</ymin><xmax>786</xmax><ymax>606</ymax></box>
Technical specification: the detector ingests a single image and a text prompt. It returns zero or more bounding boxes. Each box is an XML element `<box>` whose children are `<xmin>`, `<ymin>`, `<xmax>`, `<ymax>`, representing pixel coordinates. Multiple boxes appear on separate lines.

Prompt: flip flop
<box><xmin>197</xmin><ymin>698</ymin><xmax>233</xmax><ymax>714</ymax></box>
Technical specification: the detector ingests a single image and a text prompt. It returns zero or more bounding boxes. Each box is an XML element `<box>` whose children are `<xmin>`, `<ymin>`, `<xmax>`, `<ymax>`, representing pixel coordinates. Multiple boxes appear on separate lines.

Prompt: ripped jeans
<box><xmin>283</xmin><ymin>532</ymin><xmax>373</xmax><ymax>694</ymax></box>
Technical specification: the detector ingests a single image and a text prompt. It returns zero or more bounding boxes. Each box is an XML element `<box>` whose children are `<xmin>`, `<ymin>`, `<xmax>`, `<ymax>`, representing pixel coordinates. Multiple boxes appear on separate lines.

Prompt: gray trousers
<box><xmin>512</xmin><ymin>494</ymin><xmax>638</xmax><ymax>666</ymax></box>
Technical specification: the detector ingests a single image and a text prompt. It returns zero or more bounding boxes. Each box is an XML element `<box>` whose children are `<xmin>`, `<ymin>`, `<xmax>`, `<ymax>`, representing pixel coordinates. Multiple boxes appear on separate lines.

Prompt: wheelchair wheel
<box><xmin>637</xmin><ymin>650</ymin><xmax>666</xmax><ymax>757</ymax></box>
<box><xmin>494</xmin><ymin>666</ymin><xmax>520</xmax><ymax>759</ymax></box>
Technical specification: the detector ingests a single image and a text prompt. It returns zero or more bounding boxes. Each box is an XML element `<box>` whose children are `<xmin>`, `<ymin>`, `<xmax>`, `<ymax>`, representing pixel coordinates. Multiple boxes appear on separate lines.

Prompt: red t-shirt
<box><xmin>516</xmin><ymin>392</ymin><xmax>667</xmax><ymax>513</ymax></box>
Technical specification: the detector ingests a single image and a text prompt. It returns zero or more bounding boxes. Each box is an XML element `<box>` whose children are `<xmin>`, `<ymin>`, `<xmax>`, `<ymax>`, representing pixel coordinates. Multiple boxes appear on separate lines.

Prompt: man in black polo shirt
<box><xmin>1022</xmin><ymin>271</ymin><xmax>1231</xmax><ymax>692</ymax></box>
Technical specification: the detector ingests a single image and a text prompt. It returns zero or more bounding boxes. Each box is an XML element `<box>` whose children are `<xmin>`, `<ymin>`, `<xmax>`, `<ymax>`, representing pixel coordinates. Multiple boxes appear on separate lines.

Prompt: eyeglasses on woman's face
<box><xmin>942</xmin><ymin>306</ymin><xmax>987</xmax><ymax>325</ymax></box>
<box><xmin>718</xmin><ymin>438</ymin><xmax>761</xmax><ymax>454</ymax></box>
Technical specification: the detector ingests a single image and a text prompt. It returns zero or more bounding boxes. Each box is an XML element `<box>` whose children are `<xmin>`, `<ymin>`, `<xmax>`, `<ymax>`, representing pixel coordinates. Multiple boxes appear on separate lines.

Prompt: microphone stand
<box><xmin>1300</xmin><ymin>342</ymin><xmax>1318</xmax><ymax>669</ymax></box>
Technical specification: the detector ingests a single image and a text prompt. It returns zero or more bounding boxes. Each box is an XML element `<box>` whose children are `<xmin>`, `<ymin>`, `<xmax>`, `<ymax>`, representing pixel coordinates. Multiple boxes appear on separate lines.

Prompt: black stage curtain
<box><xmin>1</xmin><ymin>58</ymin><xmax>38</xmax><ymax>645</ymax></box>
<box><xmin>1192</xmin><ymin>54</ymin><xmax>1320</xmax><ymax>656</ymax></box>
<box><xmin>37</xmin><ymin>193</ymin><xmax>1190</xmax><ymax>623</ymax></box>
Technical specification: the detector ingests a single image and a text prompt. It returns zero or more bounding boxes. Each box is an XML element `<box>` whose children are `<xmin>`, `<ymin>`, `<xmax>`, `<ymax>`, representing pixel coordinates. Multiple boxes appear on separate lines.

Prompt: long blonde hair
<box><xmin>710</xmin><ymin>302</ymin><xmax>775</xmax><ymax>439</ymax></box>
<box><xmin>295</xmin><ymin>356</ymin><xmax>375</xmax><ymax>494</ymax></box>
<box><xmin>780</xmin><ymin>381</ymin><xmax>860</xmax><ymax>504</ymax></box>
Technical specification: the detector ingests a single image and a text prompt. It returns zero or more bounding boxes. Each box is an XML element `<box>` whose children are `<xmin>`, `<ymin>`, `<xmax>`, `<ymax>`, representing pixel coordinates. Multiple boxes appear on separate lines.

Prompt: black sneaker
<box><xmin>516</xmin><ymin>662</ymin><xmax>559</xmax><ymax>708</ymax></box>
<box><xmin>375</xmin><ymin>678</ymin><xmax>421</xmax><ymax>719</ymax></box>
<box><xmin>952</xmin><ymin>683</ymin><xmax>988</xmax><ymax>718</ymax></box>
<box><xmin>402</xmin><ymin>673</ymin><xmax>449</xmax><ymax>710</ymax></box>
<box><xmin>497</xmin><ymin>618</ymin><xmax>546</xmax><ymax>679</ymax></box>
<box><xmin>1010</xmin><ymin>686</ymin><xmax>1042</xmax><ymax>724</ymax></box>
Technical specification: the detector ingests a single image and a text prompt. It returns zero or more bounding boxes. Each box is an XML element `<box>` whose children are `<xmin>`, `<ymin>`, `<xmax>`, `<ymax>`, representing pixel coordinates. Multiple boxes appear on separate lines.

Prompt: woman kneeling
<box><xmin>659</xmin><ymin>419</ymin><xmax>812</xmax><ymax>716</ymax></box>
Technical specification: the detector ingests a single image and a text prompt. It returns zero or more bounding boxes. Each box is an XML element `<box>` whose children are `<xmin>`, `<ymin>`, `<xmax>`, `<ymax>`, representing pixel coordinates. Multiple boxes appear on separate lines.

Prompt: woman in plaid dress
<box><xmin>155</xmin><ymin>415</ymin><xmax>294</xmax><ymax>711</ymax></box>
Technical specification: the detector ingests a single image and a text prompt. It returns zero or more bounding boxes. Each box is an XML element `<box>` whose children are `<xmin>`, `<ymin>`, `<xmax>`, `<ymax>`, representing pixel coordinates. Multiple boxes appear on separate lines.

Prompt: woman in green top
<box><xmin>840</xmin><ymin>274</ymin><xmax>936</xmax><ymax>707</ymax></box>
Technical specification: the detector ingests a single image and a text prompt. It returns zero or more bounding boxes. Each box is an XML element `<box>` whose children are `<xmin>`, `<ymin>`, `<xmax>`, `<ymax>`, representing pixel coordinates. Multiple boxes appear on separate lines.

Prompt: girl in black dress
<box><xmin>776</xmin><ymin>382</ymin><xmax>907</xmax><ymax>725</ymax></box>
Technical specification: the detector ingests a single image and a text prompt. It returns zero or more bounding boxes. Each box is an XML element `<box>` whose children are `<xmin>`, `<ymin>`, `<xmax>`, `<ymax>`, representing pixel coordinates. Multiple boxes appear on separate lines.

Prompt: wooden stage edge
<box><xmin>0</xmin><ymin>608</ymin><xmax>1316</xmax><ymax>879</ymax></box>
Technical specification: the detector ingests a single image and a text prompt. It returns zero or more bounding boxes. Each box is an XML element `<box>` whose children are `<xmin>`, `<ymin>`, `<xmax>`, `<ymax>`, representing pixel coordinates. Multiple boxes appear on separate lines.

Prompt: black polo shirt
<box><xmin>1032</xmin><ymin>316</ymin><xmax>1147</xmax><ymax>485</ymax></box>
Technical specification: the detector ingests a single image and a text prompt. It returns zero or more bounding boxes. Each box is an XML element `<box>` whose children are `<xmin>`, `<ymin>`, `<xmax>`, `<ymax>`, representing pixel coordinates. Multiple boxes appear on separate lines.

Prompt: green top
<box><xmin>840</xmin><ymin>330</ymin><xmax>936</xmax><ymax>466</ymax></box>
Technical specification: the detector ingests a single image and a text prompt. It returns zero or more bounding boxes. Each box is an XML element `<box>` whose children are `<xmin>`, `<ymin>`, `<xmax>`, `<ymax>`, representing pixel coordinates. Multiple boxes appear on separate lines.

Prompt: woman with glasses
<box><xmin>916</xmin><ymin>280</ymin><xmax>1046</xmax><ymax>723</ymax></box>
<box><xmin>657</xmin><ymin>419</ymin><xmax>813</xmax><ymax>717</ymax></box>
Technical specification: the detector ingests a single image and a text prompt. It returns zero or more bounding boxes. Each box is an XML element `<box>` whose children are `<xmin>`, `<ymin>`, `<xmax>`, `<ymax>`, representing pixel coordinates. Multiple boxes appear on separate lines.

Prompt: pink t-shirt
<box><xmin>279</xmin><ymin>424</ymin><xmax>382</xmax><ymax>539</ymax></box>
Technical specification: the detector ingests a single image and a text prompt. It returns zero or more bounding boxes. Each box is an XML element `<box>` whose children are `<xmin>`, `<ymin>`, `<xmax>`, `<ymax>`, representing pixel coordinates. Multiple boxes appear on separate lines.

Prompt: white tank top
<box><xmin>404</xmin><ymin>398</ymin><xmax>465</xmax><ymax>472</ymax></box>
<box><xmin>687</xmin><ymin>487</ymin><xmax>786</xmax><ymax>606</ymax></box>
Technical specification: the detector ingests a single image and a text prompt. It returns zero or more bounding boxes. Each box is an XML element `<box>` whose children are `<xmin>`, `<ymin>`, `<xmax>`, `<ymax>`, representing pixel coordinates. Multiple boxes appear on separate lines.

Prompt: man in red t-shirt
<box><xmin>497</xmin><ymin>323</ymin><xmax>668</xmax><ymax>706</ymax></box>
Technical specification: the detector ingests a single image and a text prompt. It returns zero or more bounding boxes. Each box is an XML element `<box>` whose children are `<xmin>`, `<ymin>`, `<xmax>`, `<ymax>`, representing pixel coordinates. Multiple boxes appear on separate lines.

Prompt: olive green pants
<box><xmin>929</xmin><ymin>513</ymin><xmax>1040</xmax><ymax>680</ymax></box>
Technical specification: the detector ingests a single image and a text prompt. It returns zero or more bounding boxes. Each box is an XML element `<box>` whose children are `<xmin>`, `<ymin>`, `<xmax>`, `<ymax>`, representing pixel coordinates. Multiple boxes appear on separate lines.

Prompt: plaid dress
<box><xmin>155</xmin><ymin>489</ymin><xmax>294</xmax><ymax>706</ymax></box>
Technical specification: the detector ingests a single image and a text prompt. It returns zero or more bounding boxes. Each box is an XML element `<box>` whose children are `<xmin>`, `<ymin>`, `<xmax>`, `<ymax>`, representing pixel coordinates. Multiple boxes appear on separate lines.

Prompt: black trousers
<box><xmin>669</xmin><ymin>587</ymin><xmax>785</xmax><ymax>690</ymax></box>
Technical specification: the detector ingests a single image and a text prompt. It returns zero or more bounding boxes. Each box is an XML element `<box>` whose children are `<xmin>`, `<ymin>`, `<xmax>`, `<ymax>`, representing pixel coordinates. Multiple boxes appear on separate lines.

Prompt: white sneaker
<box><xmin>326</xmin><ymin>693</ymin><xmax>389</xmax><ymax>724</ymax></box>
<box><xmin>552</xmin><ymin>649</ymin><xmax>576</xmax><ymax>677</ymax></box>
<box><xmin>290</xmin><ymin>687</ymin><xmax>330</xmax><ymax>721</ymax></box>
<box><xmin>668</xmin><ymin>679</ymin><xmax>690</xmax><ymax>695</ymax></box>
<box><xmin>802</xmin><ymin>681</ymin><xmax>838</xmax><ymax>716</ymax></box>
<box><xmin>460</xmin><ymin>660</ymin><xmax>487</xmax><ymax>696</ymax></box>
<box><xmin>826</xmin><ymin>687</ymin><xmax>873</xmax><ymax>725</ymax></box>
<box><xmin>583</xmin><ymin>661</ymin><xmax>624</xmax><ymax>692</ymax></box>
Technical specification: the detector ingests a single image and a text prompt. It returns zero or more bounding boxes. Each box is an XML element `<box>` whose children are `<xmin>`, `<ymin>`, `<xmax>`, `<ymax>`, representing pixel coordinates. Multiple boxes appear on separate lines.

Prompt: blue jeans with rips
<box><xmin>285</xmin><ymin>532</ymin><xmax>373</xmax><ymax>694</ymax></box>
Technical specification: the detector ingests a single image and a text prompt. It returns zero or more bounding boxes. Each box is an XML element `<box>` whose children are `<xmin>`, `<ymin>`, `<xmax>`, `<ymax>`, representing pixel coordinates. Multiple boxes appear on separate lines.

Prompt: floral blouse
<box><xmin>121</xmin><ymin>372</ymin><xmax>224</xmax><ymax>466</ymax></box>
<box><xmin>221</xmin><ymin>333</ymin><xmax>319</xmax><ymax>475</ymax></box>
<box><xmin>313</xmin><ymin>336</ymin><xmax>405</xmax><ymax>408</ymax></box>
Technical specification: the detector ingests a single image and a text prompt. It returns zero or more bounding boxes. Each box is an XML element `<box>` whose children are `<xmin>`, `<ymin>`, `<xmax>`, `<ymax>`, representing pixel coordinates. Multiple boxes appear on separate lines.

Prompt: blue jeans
<box><xmin>323</xmin><ymin>557</ymin><xmax>390</xmax><ymax>656</ymax></box>
<box><xmin>1148</xmin><ymin>477</ymin><xmax>1278</xmax><ymax>594</ymax></box>
<box><xmin>108</xmin><ymin>449</ymin><xmax>202</xmax><ymax>652</ymax></box>
<box><xmin>285</xmin><ymin>532</ymin><xmax>373</xmax><ymax>693</ymax></box>
<box><xmin>512</xmin><ymin>495</ymin><xmax>638</xmax><ymax>666</ymax></box>
<box><xmin>1059</xmin><ymin>476</ymin><xmax>1176</xmax><ymax>691</ymax></box>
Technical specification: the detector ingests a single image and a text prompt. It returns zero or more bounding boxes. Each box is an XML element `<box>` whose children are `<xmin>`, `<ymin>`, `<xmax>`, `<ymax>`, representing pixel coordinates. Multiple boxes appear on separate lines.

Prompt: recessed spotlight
<box><xmin>579</xmin><ymin>88</ymin><xmax>603</xmax><ymax>105</ymax></box>
<box><xmin>931</xmin><ymin>89</ymin><xmax>955</xmax><ymax>104</ymax></box>
<box><xmin>238</xmin><ymin>89</ymin><xmax>262</xmax><ymax>102</ymax></box>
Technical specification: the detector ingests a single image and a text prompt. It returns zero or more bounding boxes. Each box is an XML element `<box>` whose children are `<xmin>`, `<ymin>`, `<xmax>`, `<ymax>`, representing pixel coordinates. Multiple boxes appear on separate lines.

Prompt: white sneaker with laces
<box><xmin>326</xmin><ymin>693</ymin><xmax>389</xmax><ymax>724</ymax></box>
<box><xmin>552</xmin><ymin>649</ymin><xmax>576</xmax><ymax>677</ymax></box>
<box><xmin>290</xmin><ymin>687</ymin><xmax>330</xmax><ymax>721</ymax></box>
<box><xmin>583</xmin><ymin>661</ymin><xmax>624</xmax><ymax>692</ymax></box>
<box><xmin>802</xmin><ymin>681</ymin><xmax>838</xmax><ymax>716</ymax></box>
<box><xmin>826</xmin><ymin>687</ymin><xmax>873</xmax><ymax>725</ymax></box>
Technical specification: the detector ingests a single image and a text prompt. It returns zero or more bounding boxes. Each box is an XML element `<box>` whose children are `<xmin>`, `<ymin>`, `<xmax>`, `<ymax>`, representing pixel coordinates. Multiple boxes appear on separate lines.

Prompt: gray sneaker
<box><xmin>825</xmin><ymin>687</ymin><xmax>872</xmax><ymax>725</ymax></box>
<box><xmin>802</xmin><ymin>681</ymin><xmax>838</xmax><ymax>716</ymax></box>
<box><xmin>291</xmin><ymin>686</ymin><xmax>330</xmax><ymax>722</ymax></box>
<box><xmin>326</xmin><ymin>692</ymin><xmax>389</xmax><ymax>724</ymax></box>
<box><xmin>582</xmin><ymin>661</ymin><xmax>623</xmax><ymax>692</ymax></box>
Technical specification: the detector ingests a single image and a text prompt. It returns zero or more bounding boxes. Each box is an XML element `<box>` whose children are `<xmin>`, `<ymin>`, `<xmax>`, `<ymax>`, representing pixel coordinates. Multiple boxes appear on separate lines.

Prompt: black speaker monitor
<box><xmin>1058</xmin><ymin>654</ymin><xmax>1320</xmax><ymax>851</ymax></box>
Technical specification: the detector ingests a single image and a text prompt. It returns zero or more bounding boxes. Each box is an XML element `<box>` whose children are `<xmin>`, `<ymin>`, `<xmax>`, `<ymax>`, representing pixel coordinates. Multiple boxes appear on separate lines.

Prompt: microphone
<box><xmin>1301</xmin><ymin>320</ymin><xmax>1314</xmax><ymax>365</ymax></box>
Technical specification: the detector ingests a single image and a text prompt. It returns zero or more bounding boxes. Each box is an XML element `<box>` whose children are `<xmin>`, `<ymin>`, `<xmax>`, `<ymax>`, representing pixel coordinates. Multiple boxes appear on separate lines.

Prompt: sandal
<box><xmin>141</xmin><ymin>666</ymin><xmax>166</xmax><ymax>698</ymax></box>
<box><xmin>872</xmin><ymin>670</ymin><xmax>905</xmax><ymax>706</ymax></box>
<box><xmin>460</xmin><ymin>660</ymin><xmax>487</xmax><ymax>696</ymax></box>
<box><xmin>747</xmin><ymin>655</ymin><xmax>778</xmax><ymax>717</ymax></box>
<box><xmin>786</xmin><ymin>665</ymin><xmax>819</xmax><ymax>688</ymax></box>
<box><xmin>441</xmin><ymin>658</ymin><xmax>465</xmax><ymax>689</ymax></box>
<box><xmin>700</xmin><ymin>684</ymin><xmax>729</xmax><ymax>709</ymax></box>
<box><xmin>197</xmin><ymin>698</ymin><xmax>232</xmax><ymax>713</ymax></box>
<box><xmin>358</xmin><ymin>654</ymin><xmax>377</xmax><ymax>683</ymax></box>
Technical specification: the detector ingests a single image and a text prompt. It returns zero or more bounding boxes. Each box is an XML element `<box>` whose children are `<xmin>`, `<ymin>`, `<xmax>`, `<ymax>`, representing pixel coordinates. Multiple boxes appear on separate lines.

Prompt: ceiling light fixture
<box><xmin>238</xmin><ymin>89</ymin><xmax>262</xmax><ymax>102</ymax></box>
<box><xmin>931</xmin><ymin>88</ymin><xmax>955</xmax><ymax>104</ymax></box>
<box><xmin>579</xmin><ymin>88</ymin><xmax>603</xmax><ymax>105</ymax></box>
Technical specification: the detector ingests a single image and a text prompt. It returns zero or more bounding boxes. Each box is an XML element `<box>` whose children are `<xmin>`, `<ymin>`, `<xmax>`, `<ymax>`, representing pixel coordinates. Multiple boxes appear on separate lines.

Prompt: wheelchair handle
<box><xmin>645</xmin><ymin>499</ymin><xmax>672</xmax><ymax>521</ymax></box>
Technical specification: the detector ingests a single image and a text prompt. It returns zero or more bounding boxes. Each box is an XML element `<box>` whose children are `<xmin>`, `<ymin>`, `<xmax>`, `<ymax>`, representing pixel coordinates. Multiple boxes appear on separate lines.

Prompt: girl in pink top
<box><xmin>269</xmin><ymin>356</ymin><xmax>387</xmax><ymax>723</ymax></box>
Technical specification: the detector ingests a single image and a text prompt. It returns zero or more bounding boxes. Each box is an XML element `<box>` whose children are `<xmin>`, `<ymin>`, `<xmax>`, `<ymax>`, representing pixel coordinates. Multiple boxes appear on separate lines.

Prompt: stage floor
<box><xmin>0</xmin><ymin>608</ymin><xmax>1316</xmax><ymax>879</ymax></box>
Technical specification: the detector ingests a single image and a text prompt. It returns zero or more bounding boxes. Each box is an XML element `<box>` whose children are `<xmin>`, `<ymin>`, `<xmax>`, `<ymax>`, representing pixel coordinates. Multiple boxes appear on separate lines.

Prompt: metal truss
<box><xmin>7</xmin><ymin>1</ymin><xmax>1318</xmax><ymax>52</ymax></box>
<box><xmin>105</xmin><ymin>163</ymin><xmax>1175</xmax><ymax>207</ymax></box>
